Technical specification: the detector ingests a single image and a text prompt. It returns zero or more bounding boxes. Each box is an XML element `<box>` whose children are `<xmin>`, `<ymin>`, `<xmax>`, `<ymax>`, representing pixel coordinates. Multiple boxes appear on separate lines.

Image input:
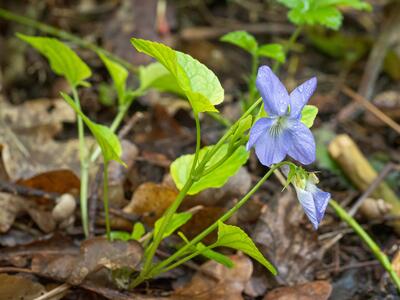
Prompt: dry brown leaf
<box><xmin>180</xmin><ymin>206</ymin><xmax>225</xmax><ymax>244</ymax></box>
<box><xmin>253</xmin><ymin>191</ymin><xmax>322</xmax><ymax>285</ymax></box>
<box><xmin>0</xmin><ymin>97</ymin><xmax>94</xmax><ymax>180</ymax></box>
<box><xmin>0</xmin><ymin>192</ymin><xmax>25</xmax><ymax>233</ymax></box>
<box><xmin>0</xmin><ymin>274</ymin><xmax>46</xmax><ymax>300</ymax></box>
<box><xmin>124</xmin><ymin>182</ymin><xmax>178</xmax><ymax>225</ymax></box>
<box><xmin>172</xmin><ymin>255</ymin><xmax>253</xmax><ymax>300</ymax></box>
<box><xmin>32</xmin><ymin>237</ymin><xmax>143</xmax><ymax>286</ymax></box>
<box><xmin>17</xmin><ymin>169</ymin><xmax>80</xmax><ymax>196</ymax></box>
<box><xmin>263</xmin><ymin>281</ymin><xmax>332</xmax><ymax>300</ymax></box>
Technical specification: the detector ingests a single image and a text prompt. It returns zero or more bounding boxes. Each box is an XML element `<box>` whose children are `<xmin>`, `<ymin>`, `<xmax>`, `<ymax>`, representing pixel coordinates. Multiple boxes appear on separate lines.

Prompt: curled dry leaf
<box><xmin>124</xmin><ymin>182</ymin><xmax>178</xmax><ymax>225</ymax></box>
<box><xmin>172</xmin><ymin>255</ymin><xmax>253</xmax><ymax>300</ymax></box>
<box><xmin>253</xmin><ymin>191</ymin><xmax>322</xmax><ymax>285</ymax></box>
<box><xmin>0</xmin><ymin>274</ymin><xmax>46</xmax><ymax>300</ymax></box>
<box><xmin>263</xmin><ymin>280</ymin><xmax>332</xmax><ymax>300</ymax></box>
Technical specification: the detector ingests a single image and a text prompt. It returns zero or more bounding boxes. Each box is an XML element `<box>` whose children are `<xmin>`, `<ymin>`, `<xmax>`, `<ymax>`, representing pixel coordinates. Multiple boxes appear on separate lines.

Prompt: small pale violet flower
<box><xmin>247</xmin><ymin>65</ymin><xmax>317</xmax><ymax>167</ymax></box>
<box><xmin>283</xmin><ymin>166</ymin><xmax>331</xmax><ymax>229</ymax></box>
<box><xmin>294</xmin><ymin>174</ymin><xmax>331</xmax><ymax>230</ymax></box>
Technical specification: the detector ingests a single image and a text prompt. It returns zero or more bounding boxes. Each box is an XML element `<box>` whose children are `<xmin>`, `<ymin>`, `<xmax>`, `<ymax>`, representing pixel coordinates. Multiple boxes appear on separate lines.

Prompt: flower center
<box><xmin>269</xmin><ymin>116</ymin><xmax>288</xmax><ymax>137</ymax></box>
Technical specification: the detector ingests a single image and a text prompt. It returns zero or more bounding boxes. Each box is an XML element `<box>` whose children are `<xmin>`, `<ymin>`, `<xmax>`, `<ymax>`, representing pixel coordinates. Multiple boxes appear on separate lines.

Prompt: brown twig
<box><xmin>118</xmin><ymin>112</ymin><xmax>145</xmax><ymax>140</ymax></box>
<box><xmin>33</xmin><ymin>283</ymin><xmax>70</xmax><ymax>300</ymax></box>
<box><xmin>341</xmin><ymin>87</ymin><xmax>400</xmax><ymax>135</ymax></box>
<box><xmin>0</xmin><ymin>179</ymin><xmax>59</xmax><ymax>200</ymax></box>
<box><xmin>180</xmin><ymin>23</ymin><xmax>293</xmax><ymax>41</ymax></box>
<box><xmin>348</xmin><ymin>163</ymin><xmax>395</xmax><ymax>216</ymax></box>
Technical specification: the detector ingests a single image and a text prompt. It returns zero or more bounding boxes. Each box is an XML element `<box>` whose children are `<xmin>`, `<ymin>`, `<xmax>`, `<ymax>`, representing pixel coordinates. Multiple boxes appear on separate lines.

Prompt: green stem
<box><xmin>149</xmin><ymin>162</ymin><xmax>289</xmax><ymax>278</ymax></box>
<box><xmin>272</xmin><ymin>26</ymin><xmax>303</xmax><ymax>73</ymax></box>
<box><xmin>329</xmin><ymin>200</ymin><xmax>400</xmax><ymax>293</ymax></box>
<box><xmin>90</xmin><ymin>103</ymin><xmax>129</xmax><ymax>162</ymax></box>
<box><xmin>71</xmin><ymin>87</ymin><xmax>90</xmax><ymax>238</ymax></box>
<box><xmin>140</xmin><ymin>113</ymin><xmax>202</xmax><ymax>276</ymax></box>
<box><xmin>0</xmin><ymin>8</ymin><xmax>137</xmax><ymax>74</ymax></box>
<box><xmin>208</xmin><ymin>112</ymin><xmax>232</xmax><ymax>127</ymax></box>
<box><xmin>129</xmin><ymin>100</ymin><xmax>263</xmax><ymax>289</ymax></box>
<box><xmin>103</xmin><ymin>161</ymin><xmax>111</xmax><ymax>241</ymax></box>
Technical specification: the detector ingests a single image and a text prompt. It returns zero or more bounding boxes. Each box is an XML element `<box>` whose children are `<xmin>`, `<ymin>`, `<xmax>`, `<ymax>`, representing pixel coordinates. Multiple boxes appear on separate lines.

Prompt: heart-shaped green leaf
<box><xmin>171</xmin><ymin>144</ymin><xmax>249</xmax><ymax>195</ymax></box>
<box><xmin>139</xmin><ymin>62</ymin><xmax>184</xmax><ymax>96</ymax></box>
<box><xmin>131</xmin><ymin>38</ymin><xmax>224</xmax><ymax>113</ymax></box>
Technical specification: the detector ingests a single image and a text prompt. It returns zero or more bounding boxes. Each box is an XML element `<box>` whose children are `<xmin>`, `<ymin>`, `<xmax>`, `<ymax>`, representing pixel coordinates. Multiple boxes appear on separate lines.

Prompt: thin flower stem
<box><xmin>71</xmin><ymin>87</ymin><xmax>90</xmax><ymax>238</ymax></box>
<box><xmin>90</xmin><ymin>102</ymin><xmax>131</xmax><ymax>162</ymax></box>
<box><xmin>147</xmin><ymin>161</ymin><xmax>290</xmax><ymax>279</ymax></box>
<box><xmin>272</xmin><ymin>26</ymin><xmax>303</xmax><ymax>73</ymax></box>
<box><xmin>103</xmin><ymin>161</ymin><xmax>111</xmax><ymax>241</ymax></box>
<box><xmin>329</xmin><ymin>200</ymin><xmax>400</xmax><ymax>293</ymax></box>
<box><xmin>139</xmin><ymin>113</ymin><xmax>202</xmax><ymax>278</ymax></box>
<box><xmin>130</xmin><ymin>100</ymin><xmax>264</xmax><ymax>289</ymax></box>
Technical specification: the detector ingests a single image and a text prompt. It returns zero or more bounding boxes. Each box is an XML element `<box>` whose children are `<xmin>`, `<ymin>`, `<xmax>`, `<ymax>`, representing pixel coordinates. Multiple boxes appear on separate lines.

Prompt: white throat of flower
<box><xmin>268</xmin><ymin>116</ymin><xmax>288</xmax><ymax>137</ymax></box>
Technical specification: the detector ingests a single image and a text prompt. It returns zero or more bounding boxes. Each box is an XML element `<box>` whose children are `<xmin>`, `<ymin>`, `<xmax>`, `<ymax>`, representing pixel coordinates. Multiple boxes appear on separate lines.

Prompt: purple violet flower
<box><xmin>246</xmin><ymin>65</ymin><xmax>317</xmax><ymax>167</ymax></box>
<box><xmin>282</xmin><ymin>166</ymin><xmax>331</xmax><ymax>229</ymax></box>
<box><xmin>294</xmin><ymin>177</ymin><xmax>331</xmax><ymax>230</ymax></box>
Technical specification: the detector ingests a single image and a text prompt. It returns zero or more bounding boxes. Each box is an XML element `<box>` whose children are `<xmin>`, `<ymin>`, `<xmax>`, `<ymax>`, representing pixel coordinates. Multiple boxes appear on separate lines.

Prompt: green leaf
<box><xmin>154</xmin><ymin>212</ymin><xmax>192</xmax><ymax>239</ymax></box>
<box><xmin>171</xmin><ymin>144</ymin><xmax>249</xmax><ymax>195</ymax></box>
<box><xmin>98</xmin><ymin>83</ymin><xmax>116</xmax><ymax>106</ymax></box>
<box><xmin>289</xmin><ymin>5</ymin><xmax>342</xmax><ymax>29</ymax></box>
<box><xmin>61</xmin><ymin>93</ymin><xmax>125</xmax><ymax>165</ymax></box>
<box><xmin>232</xmin><ymin>115</ymin><xmax>253</xmax><ymax>142</ymax></box>
<box><xmin>257</xmin><ymin>44</ymin><xmax>286</xmax><ymax>63</ymax></box>
<box><xmin>214</xmin><ymin>222</ymin><xmax>277</xmax><ymax>274</ymax></box>
<box><xmin>131</xmin><ymin>38</ymin><xmax>224</xmax><ymax>113</ymax></box>
<box><xmin>98</xmin><ymin>52</ymin><xmax>128</xmax><ymax>106</ymax></box>
<box><xmin>301</xmin><ymin>105</ymin><xmax>318</xmax><ymax>128</ymax></box>
<box><xmin>197</xmin><ymin>243</ymin><xmax>234</xmax><ymax>268</ymax></box>
<box><xmin>17</xmin><ymin>33</ymin><xmax>91</xmax><ymax>87</ymax></box>
<box><xmin>282</xmin><ymin>164</ymin><xmax>297</xmax><ymax>190</ymax></box>
<box><xmin>220</xmin><ymin>31</ymin><xmax>258</xmax><ymax>54</ymax></box>
<box><xmin>110</xmin><ymin>231</ymin><xmax>131</xmax><ymax>241</ymax></box>
<box><xmin>278</xmin><ymin>0</ymin><xmax>371</xmax><ymax>30</ymax></box>
<box><xmin>131</xmin><ymin>222</ymin><xmax>146</xmax><ymax>240</ymax></box>
<box><xmin>139</xmin><ymin>62</ymin><xmax>184</xmax><ymax>96</ymax></box>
